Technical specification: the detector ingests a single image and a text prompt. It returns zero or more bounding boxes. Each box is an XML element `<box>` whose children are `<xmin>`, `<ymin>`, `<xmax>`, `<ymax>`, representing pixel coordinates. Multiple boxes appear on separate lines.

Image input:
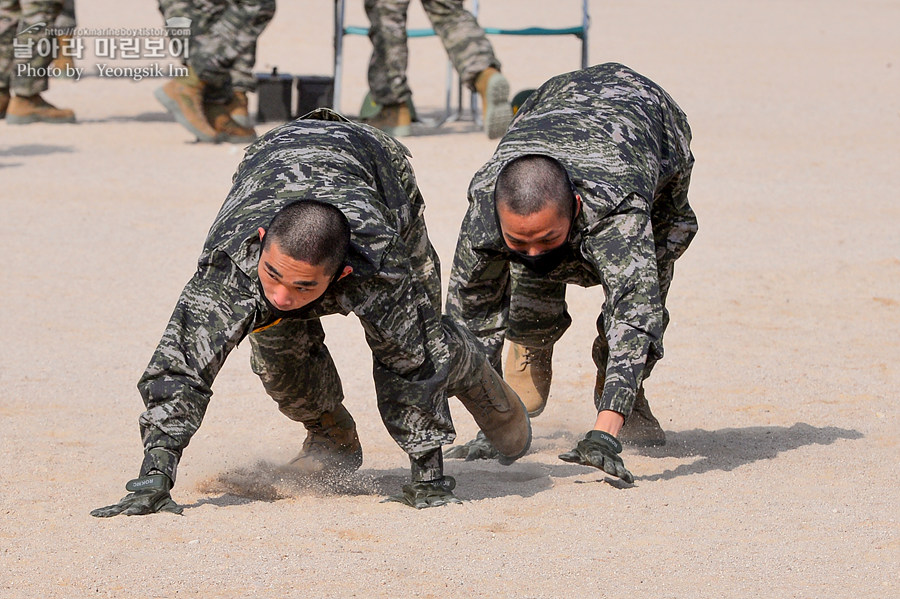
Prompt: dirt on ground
<box><xmin>1</xmin><ymin>1</ymin><xmax>898</xmax><ymax>597</ymax></box>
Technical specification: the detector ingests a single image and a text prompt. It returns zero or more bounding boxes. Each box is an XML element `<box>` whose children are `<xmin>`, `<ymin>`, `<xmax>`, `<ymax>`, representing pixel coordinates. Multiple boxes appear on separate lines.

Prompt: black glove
<box><xmin>383</xmin><ymin>476</ymin><xmax>463</xmax><ymax>509</ymax></box>
<box><xmin>558</xmin><ymin>430</ymin><xmax>634</xmax><ymax>483</ymax></box>
<box><xmin>444</xmin><ymin>431</ymin><xmax>503</xmax><ymax>461</ymax></box>
<box><xmin>90</xmin><ymin>474</ymin><xmax>183</xmax><ymax>517</ymax></box>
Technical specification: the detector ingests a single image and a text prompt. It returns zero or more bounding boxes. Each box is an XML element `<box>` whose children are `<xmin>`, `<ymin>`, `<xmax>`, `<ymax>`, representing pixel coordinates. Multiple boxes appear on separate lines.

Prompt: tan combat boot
<box><xmin>504</xmin><ymin>342</ymin><xmax>552</xmax><ymax>417</ymax></box>
<box><xmin>286</xmin><ymin>405</ymin><xmax>363</xmax><ymax>476</ymax></box>
<box><xmin>617</xmin><ymin>388</ymin><xmax>666</xmax><ymax>447</ymax></box>
<box><xmin>455</xmin><ymin>356</ymin><xmax>532</xmax><ymax>463</ymax></box>
<box><xmin>363</xmin><ymin>101</ymin><xmax>412</xmax><ymax>137</ymax></box>
<box><xmin>5</xmin><ymin>94</ymin><xmax>75</xmax><ymax>124</ymax></box>
<box><xmin>474</xmin><ymin>67</ymin><xmax>512</xmax><ymax>139</ymax></box>
<box><xmin>226</xmin><ymin>91</ymin><xmax>252</xmax><ymax>127</ymax></box>
<box><xmin>0</xmin><ymin>91</ymin><xmax>9</xmax><ymax>119</ymax></box>
<box><xmin>204</xmin><ymin>102</ymin><xmax>257</xmax><ymax>144</ymax></box>
<box><xmin>154</xmin><ymin>68</ymin><xmax>221</xmax><ymax>142</ymax></box>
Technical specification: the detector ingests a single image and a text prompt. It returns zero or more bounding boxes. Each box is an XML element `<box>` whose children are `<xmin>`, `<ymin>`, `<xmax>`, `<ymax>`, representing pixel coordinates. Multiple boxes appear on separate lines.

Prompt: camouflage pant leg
<box><xmin>156</xmin><ymin>0</ymin><xmax>218</xmax><ymax>64</ymax></box>
<box><xmin>249</xmin><ymin>317</ymin><xmax>345</xmax><ymax>424</ymax></box>
<box><xmin>364</xmin><ymin>0</ymin><xmax>412</xmax><ymax>105</ymax></box>
<box><xmin>0</xmin><ymin>0</ymin><xmax>21</xmax><ymax>93</ymax></box>
<box><xmin>53</xmin><ymin>0</ymin><xmax>72</xmax><ymax>30</ymax></box>
<box><xmin>157</xmin><ymin>0</ymin><xmax>274</xmax><ymax>94</ymax></box>
<box><xmin>4</xmin><ymin>0</ymin><xmax>63</xmax><ymax>96</ymax></box>
<box><xmin>229</xmin><ymin>39</ymin><xmax>258</xmax><ymax>92</ymax></box>
<box><xmin>421</xmin><ymin>0</ymin><xmax>498</xmax><ymax>89</ymax></box>
<box><xmin>191</xmin><ymin>0</ymin><xmax>275</xmax><ymax>90</ymax></box>
<box><xmin>158</xmin><ymin>0</ymin><xmax>229</xmax><ymax>100</ymax></box>
<box><xmin>506</xmin><ymin>261</ymin><xmax>572</xmax><ymax>361</ymax></box>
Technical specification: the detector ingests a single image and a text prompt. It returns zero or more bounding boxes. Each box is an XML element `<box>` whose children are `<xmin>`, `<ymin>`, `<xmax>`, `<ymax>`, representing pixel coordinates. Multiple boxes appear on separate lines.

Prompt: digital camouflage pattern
<box><xmin>54</xmin><ymin>0</ymin><xmax>74</xmax><ymax>31</ymax></box>
<box><xmin>364</xmin><ymin>0</ymin><xmax>499</xmax><ymax>105</ymax></box>
<box><xmin>446</xmin><ymin>63</ymin><xmax>698</xmax><ymax>417</ymax></box>
<box><xmin>137</xmin><ymin>109</ymin><xmax>493</xmax><ymax>485</ymax></box>
<box><xmin>0</xmin><ymin>0</ymin><xmax>63</xmax><ymax>96</ymax></box>
<box><xmin>157</xmin><ymin>0</ymin><xmax>275</xmax><ymax>95</ymax></box>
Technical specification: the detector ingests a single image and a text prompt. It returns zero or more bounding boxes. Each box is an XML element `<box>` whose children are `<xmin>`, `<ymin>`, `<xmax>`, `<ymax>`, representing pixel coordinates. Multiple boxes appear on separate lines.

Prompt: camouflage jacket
<box><xmin>137</xmin><ymin>110</ymin><xmax>454</xmax><ymax>482</ymax></box>
<box><xmin>446</xmin><ymin>63</ymin><xmax>698</xmax><ymax>416</ymax></box>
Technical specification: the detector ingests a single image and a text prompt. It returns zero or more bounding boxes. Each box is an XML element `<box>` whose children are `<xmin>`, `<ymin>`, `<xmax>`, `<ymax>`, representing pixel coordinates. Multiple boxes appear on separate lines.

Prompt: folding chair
<box><xmin>331</xmin><ymin>0</ymin><xmax>590</xmax><ymax>123</ymax></box>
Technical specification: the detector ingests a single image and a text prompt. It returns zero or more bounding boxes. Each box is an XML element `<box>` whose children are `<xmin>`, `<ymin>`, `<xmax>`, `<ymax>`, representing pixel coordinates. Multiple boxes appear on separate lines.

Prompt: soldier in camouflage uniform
<box><xmin>363</xmin><ymin>0</ymin><xmax>512</xmax><ymax>139</ymax></box>
<box><xmin>91</xmin><ymin>109</ymin><xmax>531</xmax><ymax>516</ymax></box>
<box><xmin>0</xmin><ymin>0</ymin><xmax>75</xmax><ymax>123</ymax></box>
<box><xmin>154</xmin><ymin>0</ymin><xmax>276</xmax><ymax>143</ymax></box>
<box><xmin>444</xmin><ymin>63</ymin><xmax>698</xmax><ymax>482</ymax></box>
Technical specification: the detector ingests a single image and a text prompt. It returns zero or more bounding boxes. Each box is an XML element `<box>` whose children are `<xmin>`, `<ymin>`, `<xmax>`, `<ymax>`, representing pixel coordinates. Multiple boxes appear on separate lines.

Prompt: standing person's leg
<box><xmin>5</xmin><ymin>0</ymin><xmax>74</xmax><ymax>124</ymax></box>
<box><xmin>155</xmin><ymin>0</ymin><xmax>222</xmax><ymax>141</ymax></box>
<box><xmin>249</xmin><ymin>317</ymin><xmax>363</xmax><ymax>475</ymax></box>
<box><xmin>362</xmin><ymin>0</ymin><xmax>413</xmax><ymax>136</ymax></box>
<box><xmin>197</xmin><ymin>0</ymin><xmax>274</xmax><ymax>140</ymax></box>
<box><xmin>225</xmin><ymin>1</ymin><xmax>272</xmax><ymax>132</ymax></box>
<box><xmin>420</xmin><ymin>0</ymin><xmax>511</xmax><ymax>138</ymax></box>
<box><xmin>0</xmin><ymin>0</ymin><xmax>22</xmax><ymax>117</ymax></box>
<box><xmin>49</xmin><ymin>0</ymin><xmax>73</xmax><ymax>71</ymax></box>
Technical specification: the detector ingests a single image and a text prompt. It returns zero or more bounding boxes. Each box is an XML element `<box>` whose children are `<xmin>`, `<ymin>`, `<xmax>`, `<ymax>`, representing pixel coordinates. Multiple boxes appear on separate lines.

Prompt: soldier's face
<box><xmin>496</xmin><ymin>204</ymin><xmax>572</xmax><ymax>256</ymax></box>
<box><xmin>256</xmin><ymin>229</ymin><xmax>351</xmax><ymax>312</ymax></box>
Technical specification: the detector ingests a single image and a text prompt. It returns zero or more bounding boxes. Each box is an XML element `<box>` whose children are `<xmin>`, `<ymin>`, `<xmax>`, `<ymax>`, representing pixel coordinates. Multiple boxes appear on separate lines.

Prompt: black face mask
<box><xmin>508</xmin><ymin>242</ymin><xmax>571</xmax><ymax>275</ymax></box>
<box><xmin>495</xmin><ymin>157</ymin><xmax>579</xmax><ymax>276</ymax></box>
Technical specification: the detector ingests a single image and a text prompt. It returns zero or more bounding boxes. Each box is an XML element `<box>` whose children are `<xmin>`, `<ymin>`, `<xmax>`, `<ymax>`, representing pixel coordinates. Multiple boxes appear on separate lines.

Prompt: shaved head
<box><xmin>494</xmin><ymin>155</ymin><xmax>574</xmax><ymax>220</ymax></box>
<box><xmin>263</xmin><ymin>200</ymin><xmax>351</xmax><ymax>277</ymax></box>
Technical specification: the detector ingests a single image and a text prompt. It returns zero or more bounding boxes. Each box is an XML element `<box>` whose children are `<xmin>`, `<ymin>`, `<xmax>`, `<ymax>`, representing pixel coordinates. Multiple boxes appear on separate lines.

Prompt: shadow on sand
<box><xmin>632</xmin><ymin>422</ymin><xmax>863</xmax><ymax>482</ymax></box>
<box><xmin>183</xmin><ymin>423</ymin><xmax>861</xmax><ymax>509</ymax></box>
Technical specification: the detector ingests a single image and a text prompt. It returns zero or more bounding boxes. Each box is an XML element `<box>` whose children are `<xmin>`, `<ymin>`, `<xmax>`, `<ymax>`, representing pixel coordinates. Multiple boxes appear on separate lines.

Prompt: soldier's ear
<box><xmin>258</xmin><ymin>227</ymin><xmax>266</xmax><ymax>241</ymax></box>
<box><xmin>337</xmin><ymin>265</ymin><xmax>353</xmax><ymax>281</ymax></box>
<box><xmin>574</xmin><ymin>195</ymin><xmax>583</xmax><ymax>219</ymax></box>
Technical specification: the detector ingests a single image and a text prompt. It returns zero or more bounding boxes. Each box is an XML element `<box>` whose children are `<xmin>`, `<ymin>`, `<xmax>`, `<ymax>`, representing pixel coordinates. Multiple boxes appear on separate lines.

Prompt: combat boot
<box><xmin>286</xmin><ymin>405</ymin><xmax>363</xmax><ymax>476</ymax></box>
<box><xmin>0</xmin><ymin>91</ymin><xmax>9</xmax><ymax>119</ymax></box>
<box><xmin>204</xmin><ymin>102</ymin><xmax>257</xmax><ymax>144</ymax></box>
<box><xmin>363</xmin><ymin>101</ymin><xmax>412</xmax><ymax>137</ymax></box>
<box><xmin>618</xmin><ymin>388</ymin><xmax>666</xmax><ymax>447</ymax></box>
<box><xmin>226</xmin><ymin>91</ymin><xmax>252</xmax><ymax>127</ymax></box>
<box><xmin>455</xmin><ymin>357</ymin><xmax>532</xmax><ymax>463</ymax></box>
<box><xmin>5</xmin><ymin>94</ymin><xmax>75</xmax><ymax>124</ymax></box>
<box><xmin>154</xmin><ymin>68</ymin><xmax>221</xmax><ymax>142</ymax></box>
<box><xmin>504</xmin><ymin>342</ymin><xmax>552</xmax><ymax>417</ymax></box>
<box><xmin>474</xmin><ymin>67</ymin><xmax>512</xmax><ymax>139</ymax></box>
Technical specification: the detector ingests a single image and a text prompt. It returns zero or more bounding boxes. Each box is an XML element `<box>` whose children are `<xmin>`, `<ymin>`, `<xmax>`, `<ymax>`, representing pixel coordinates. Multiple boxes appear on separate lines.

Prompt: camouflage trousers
<box><xmin>157</xmin><ymin>0</ymin><xmax>275</xmax><ymax>97</ymax></box>
<box><xmin>249</xmin><ymin>200</ymin><xmax>487</xmax><ymax>457</ymax></box>
<box><xmin>0</xmin><ymin>0</ymin><xmax>63</xmax><ymax>95</ymax></box>
<box><xmin>506</xmin><ymin>168</ymin><xmax>695</xmax><ymax>412</ymax></box>
<box><xmin>54</xmin><ymin>0</ymin><xmax>72</xmax><ymax>31</ymax></box>
<box><xmin>364</xmin><ymin>0</ymin><xmax>499</xmax><ymax>105</ymax></box>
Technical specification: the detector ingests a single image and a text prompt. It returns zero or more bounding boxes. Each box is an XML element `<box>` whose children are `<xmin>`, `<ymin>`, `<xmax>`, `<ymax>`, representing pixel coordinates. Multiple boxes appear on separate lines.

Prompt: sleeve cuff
<box><xmin>596</xmin><ymin>382</ymin><xmax>637</xmax><ymax>417</ymax></box>
<box><xmin>140</xmin><ymin>447</ymin><xmax>180</xmax><ymax>485</ymax></box>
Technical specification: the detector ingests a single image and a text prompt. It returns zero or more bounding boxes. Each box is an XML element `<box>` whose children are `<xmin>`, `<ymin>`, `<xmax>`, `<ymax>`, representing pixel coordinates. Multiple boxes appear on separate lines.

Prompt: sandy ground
<box><xmin>2</xmin><ymin>0</ymin><xmax>898</xmax><ymax>597</ymax></box>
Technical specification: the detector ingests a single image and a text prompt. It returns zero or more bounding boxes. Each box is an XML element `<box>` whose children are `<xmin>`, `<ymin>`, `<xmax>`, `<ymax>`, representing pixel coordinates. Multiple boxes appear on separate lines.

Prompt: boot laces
<box><xmin>469</xmin><ymin>379</ymin><xmax>508</xmax><ymax>415</ymax></box>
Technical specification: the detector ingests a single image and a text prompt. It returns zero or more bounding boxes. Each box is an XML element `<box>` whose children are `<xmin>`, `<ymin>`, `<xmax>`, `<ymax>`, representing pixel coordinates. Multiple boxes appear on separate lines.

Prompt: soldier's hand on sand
<box><xmin>383</xmin><ymin>476</ymin><xmax>463</xmax><ymax>509</ymax></box>
<box><xmin>444</xmin><ymin>430</ymin><xmax>503</xmax><ymax>461</ymax></box>
<box><xmin>559</xmin><ymin>431</ymin><xmax>635</xmax><ymax>484</ymax></box>
<box><xmin>90</xmin><ymin>475</ymin><xmax>183</xmax><ymax>517</ymax></box>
